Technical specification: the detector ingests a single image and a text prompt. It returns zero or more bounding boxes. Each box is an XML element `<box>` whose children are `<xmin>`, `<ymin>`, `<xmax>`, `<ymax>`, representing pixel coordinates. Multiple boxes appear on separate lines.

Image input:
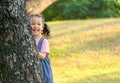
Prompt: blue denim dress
<box><xmin>37</xmin><ymin>37</ymin><xmax>54</xmax><ymax>83</ymax></box>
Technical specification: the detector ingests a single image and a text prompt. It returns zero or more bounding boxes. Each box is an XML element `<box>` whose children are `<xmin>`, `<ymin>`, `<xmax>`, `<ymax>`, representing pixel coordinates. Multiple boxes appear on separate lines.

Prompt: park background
<box><xmin>28</xmin><ymin>0</ymin><xmax>120</xmax><ymax>83</ymax></box>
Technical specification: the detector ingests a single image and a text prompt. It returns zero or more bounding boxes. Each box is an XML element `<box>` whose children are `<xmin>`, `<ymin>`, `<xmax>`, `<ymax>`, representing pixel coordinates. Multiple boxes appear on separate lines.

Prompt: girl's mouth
<box><xmin>32</xmin><ymin>28</ymin><xmax>40</xmax><ymax>31</ymax></box>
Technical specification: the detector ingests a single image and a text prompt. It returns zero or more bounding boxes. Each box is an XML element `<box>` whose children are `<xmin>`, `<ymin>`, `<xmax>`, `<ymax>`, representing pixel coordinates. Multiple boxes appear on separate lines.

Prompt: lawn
<box><xmin>47</xmin><ymin>18</ymin><xmax>120</xmax><ymax>83</ymax></box>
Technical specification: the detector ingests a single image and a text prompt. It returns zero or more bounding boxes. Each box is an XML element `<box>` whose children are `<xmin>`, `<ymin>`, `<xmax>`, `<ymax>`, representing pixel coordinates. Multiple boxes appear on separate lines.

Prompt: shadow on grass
<box><xmin>67</xmin><ymin>71</ymin><xmax>120</xmax><ymax>83</ymax></box>
<box><xmin>66</xmin><ymin>30</ymin><xmax>120</xmax><ymax>55</ymax></box>
<box><xmin>81</xmin><ymin>32</ymin><xmax>120</xmax><ymax>52</ymax></box>
<box><xmin>52</xmin><ymin>20</ymin><xmax>120</xmax><ymax>38</ymax></box>
<box><xmin>50</xmin><ymin>19</ymin><xmax>120</xmax><ymax>57</ymax></box>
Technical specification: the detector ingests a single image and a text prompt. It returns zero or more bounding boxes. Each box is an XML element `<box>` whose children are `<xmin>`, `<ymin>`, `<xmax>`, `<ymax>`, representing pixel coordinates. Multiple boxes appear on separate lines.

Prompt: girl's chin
<box><xmin>33</xmin><ymin>31</ymin><xmax>39</xmax><ymax>34</ymax></box>
<box><xmin>33</xmin><ymin>33</ymin><xmax>39</xmax><ymax>36</ymax></box>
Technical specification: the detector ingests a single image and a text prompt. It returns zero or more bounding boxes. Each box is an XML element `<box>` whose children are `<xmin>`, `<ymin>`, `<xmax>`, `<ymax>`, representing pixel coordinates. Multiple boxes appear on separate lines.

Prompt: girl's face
<box><xmin>30</xmin><ymin>16</ymin><xmax>43</xmax><ymax>37</ymax></box>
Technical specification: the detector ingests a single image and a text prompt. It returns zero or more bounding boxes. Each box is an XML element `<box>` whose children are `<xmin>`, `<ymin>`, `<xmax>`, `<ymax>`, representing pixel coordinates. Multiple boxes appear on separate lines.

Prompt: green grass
<box><xmin>47</xmin><ymin>18</ymin><xmax>120</xmax><ymax>83</ymax></box>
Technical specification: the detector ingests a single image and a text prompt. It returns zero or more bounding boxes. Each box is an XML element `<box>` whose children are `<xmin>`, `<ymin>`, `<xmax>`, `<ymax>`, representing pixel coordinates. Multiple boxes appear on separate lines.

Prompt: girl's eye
<box><xmin>38</xmin><ymin>24</ymin><xmax>41</xmax><ymax>25</ymax></box>
<box><xmin>31</xmin><ymin>23</ymin><xmax>35</xmax><ymax>25</ymax></box>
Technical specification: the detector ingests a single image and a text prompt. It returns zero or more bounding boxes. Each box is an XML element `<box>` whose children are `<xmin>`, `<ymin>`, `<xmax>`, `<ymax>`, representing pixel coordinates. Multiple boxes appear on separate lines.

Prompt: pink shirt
<box><xmin>36</xmin><ymin>38</ymin><xmax>49</xmax><ymax>55</ymax></box>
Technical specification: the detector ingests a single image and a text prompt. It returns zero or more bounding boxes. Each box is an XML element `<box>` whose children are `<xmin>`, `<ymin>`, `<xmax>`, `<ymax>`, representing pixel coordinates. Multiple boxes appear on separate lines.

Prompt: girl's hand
<box><xmin>39</xmin><ymin>52</ymin><xmax>47</xmax><ymax>60</ymax></box>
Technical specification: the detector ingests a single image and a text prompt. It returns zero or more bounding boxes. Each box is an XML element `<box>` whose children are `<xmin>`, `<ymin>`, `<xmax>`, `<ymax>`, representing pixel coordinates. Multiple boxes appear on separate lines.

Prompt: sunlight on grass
<box><xmin>47</xmin><ymin>18</ymin><xmax>120</xmax><ymax>83</ymax></box>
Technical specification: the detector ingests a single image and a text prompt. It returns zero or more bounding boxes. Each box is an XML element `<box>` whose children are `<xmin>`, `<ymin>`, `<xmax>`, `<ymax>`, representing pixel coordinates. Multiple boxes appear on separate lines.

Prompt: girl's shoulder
<box><xmin>42</xmin><ymin>37</ymin><xmax>49</xmax><ymax>43</ymax></box>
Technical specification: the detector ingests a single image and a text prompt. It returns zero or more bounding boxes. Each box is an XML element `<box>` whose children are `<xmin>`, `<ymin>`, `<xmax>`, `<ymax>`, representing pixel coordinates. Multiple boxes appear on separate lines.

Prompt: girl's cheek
<box><xmin>32</xmin><ymin>25</ymin><xmax>35</xmax><ymax>29</ymax></box>
<box><xmin>41</xmin><ymin>28</ymin><xmax>43</xmax><ymax>30</ymax></box>
<box><xmin>40</xmin><ymin>25</ymin><xmax>43</xmax><ymax>30</ymax></box>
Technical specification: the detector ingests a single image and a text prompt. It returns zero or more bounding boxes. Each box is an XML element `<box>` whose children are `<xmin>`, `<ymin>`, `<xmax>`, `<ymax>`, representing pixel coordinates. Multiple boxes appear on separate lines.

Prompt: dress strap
<box><xmin>37</xmin><ymin>37</ymin><xmax>44</xmax><ymax>52</ymax></box>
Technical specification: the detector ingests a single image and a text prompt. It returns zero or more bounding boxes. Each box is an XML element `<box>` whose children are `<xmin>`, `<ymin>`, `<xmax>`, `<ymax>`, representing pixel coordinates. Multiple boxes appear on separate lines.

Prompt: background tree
<box><xmin>26</xmin><ymin>0</ymin><xmax>57</xmax><ymax>14</ymax></box>
<box><xmin>0</xmin><ymin>0</ymin><xmax>44</xmax><ymax>83</ymax></box>
<box><xmin>42</xmin><ymin>0</ymin><xmax>120</xmax><ymax>21</ymax></box>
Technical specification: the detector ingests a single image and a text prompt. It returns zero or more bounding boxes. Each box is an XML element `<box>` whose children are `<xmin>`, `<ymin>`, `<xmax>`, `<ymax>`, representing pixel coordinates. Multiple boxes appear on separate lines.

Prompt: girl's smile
<box><xmin>32</xmin><ymin>28</ymin><xmax>40</xmax><ymax>32</ymax></box>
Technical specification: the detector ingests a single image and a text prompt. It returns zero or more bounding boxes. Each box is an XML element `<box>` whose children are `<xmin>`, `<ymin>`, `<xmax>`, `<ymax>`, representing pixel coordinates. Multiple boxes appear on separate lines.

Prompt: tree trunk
<box><xmin>0</xmin><ymin>0</ymin><xmax>43</xmax><ymax>83</ymax></box>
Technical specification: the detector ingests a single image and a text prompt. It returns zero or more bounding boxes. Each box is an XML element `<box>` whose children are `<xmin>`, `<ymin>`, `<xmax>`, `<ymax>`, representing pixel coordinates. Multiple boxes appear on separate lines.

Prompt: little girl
<box><xmin>30</xmin><ymin>14</ymin><xmax>54</xmax><ymax>83</ymax></box>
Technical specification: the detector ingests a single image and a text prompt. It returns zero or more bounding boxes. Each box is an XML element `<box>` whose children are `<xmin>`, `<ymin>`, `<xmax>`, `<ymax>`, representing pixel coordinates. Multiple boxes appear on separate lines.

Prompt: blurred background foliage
<box><xmin>42</xmin><ymin>0</ymin><xmax>120</xmax><ymax>21</ymax></box>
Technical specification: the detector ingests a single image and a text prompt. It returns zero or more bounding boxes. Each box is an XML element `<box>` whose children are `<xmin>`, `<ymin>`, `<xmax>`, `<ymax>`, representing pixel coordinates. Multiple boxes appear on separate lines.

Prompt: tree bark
<box><xmin>0</xmin><ymin>0</ymin><xmax>43</xmax><ymax>83</ymax></box>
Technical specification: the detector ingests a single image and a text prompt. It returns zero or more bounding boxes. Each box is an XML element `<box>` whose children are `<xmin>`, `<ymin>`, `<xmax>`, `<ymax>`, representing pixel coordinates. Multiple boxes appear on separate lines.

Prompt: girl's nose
<box><xmin>34</xmin><ymin>24</ymin><xmax>38</xmax><ymax>27</ymax></box>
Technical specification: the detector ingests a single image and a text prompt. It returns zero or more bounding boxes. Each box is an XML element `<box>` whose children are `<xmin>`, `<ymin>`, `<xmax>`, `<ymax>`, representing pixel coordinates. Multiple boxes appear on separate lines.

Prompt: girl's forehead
<box><xmin>31</xmin><ymin>16</ymin><xmax>41</xmax><ymax>20</ymax></box>
<box><xmin>30</xmin><ymin>16</ymin><xmax>42</xmax><ymax>22</ymax></box>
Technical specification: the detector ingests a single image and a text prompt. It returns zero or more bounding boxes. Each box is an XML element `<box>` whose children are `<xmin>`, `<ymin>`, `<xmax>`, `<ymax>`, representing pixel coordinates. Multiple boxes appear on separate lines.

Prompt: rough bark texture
<box><xmin>26</xmin><ymin>0</ymin><xmax>57</xmax><ymax>14</ymax></box>
<box><xmin>0</xmin><ymin>0</ymin><xmax>43</xmax><ymax>83</ymax></box>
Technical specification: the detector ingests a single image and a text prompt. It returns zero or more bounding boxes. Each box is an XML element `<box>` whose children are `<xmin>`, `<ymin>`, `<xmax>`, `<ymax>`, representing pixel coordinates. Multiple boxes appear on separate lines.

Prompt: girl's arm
<box><xmin>39</xmin><ymin>39</ymin><xmax>49</xmax><ymax>60</ymax></box>
<box><xmin>39</xmin><ymin>52</ymin><xmax>47</xmax><ymax>60</ymax></box>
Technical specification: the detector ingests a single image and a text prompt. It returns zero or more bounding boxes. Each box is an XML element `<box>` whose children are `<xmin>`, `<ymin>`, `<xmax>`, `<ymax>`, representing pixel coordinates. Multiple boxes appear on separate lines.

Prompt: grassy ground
<box><xmin>47</xmin><ymin>18</ymin><xmax>120</xmax><ymax>83</ymax></box>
